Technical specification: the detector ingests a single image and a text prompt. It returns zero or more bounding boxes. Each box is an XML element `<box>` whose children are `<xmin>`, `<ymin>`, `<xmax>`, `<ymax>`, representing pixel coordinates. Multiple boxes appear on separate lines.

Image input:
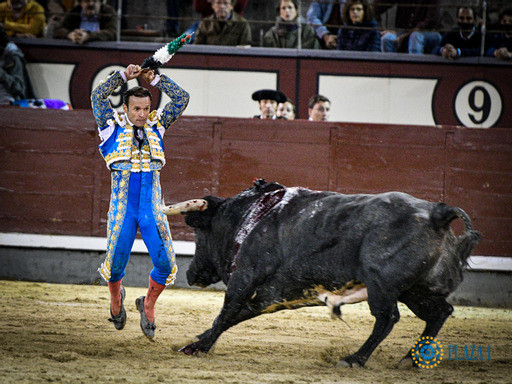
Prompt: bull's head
<box><xmin>162</xmin><ymin>195</ymin><xmax>225</xmax><ymax>287</ymax></box>
<box><xmin>161</xmin><ymin>179</ymin><xmax>286</xmax><ymax>287</ymax></box>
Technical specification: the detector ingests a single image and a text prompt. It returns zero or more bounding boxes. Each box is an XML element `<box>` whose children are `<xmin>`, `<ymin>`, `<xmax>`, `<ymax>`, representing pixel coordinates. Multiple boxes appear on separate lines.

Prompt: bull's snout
<box><xmin>186</xmin><ymin>267</ymin><xmax>220</xmax><ymax>288</ymax></box>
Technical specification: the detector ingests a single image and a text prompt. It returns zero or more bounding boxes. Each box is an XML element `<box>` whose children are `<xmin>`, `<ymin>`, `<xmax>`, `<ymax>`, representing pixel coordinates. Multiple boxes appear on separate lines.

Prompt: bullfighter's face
<box><xmin>123</xmin><ymin>96</ymin><xmax>151</xmax><ymax>127</ymax></box>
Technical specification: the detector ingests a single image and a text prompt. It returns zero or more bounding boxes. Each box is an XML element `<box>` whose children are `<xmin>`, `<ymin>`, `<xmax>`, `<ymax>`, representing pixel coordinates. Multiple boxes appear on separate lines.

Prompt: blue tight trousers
<box><xmin>99</xmin><ymin>170</ymin><xmax>177</xmax><ymax>286</ymax></box>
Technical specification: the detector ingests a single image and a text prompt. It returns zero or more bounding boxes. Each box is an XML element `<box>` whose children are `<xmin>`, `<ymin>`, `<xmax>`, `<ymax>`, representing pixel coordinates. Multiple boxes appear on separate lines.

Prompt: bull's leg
<box><xmin>194</xmin><ymin>306</ymin><xmax>258</xmax><ymax>341</ymax></box>
<box><xmin>179</xmin><ymin>277</ymin><xmax>261</xmax><ymax>355</ymax></box>
<box><xmin>398</xmin><ymin>292</ymin><xmax>453</xmax><ymax>367</ymax></box>
<box><xmin>339</xmin><ymin>294</ymin><xmax>400</xmax><ymax>368</ymax></box>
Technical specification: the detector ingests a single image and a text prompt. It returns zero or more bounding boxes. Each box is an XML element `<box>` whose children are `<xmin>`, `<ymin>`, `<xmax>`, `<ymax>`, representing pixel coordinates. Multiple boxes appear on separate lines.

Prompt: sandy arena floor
<box><xmin>0</xmin><ymin>280</ymin><xmax>511</xmax><ymax>383</ymax></box>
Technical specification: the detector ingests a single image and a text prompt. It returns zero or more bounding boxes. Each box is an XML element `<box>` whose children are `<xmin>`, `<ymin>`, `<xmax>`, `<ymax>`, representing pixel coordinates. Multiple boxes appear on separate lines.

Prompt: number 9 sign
<box><xmin>454</xmin><ymin>80</ymin><xmax>502</xmax><ymax>128</ymax></box>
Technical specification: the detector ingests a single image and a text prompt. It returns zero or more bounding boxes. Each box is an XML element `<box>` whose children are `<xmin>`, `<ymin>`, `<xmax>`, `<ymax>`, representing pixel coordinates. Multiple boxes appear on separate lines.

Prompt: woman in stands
<box><xmin>263</xmin><ymin>0</ymin><xmax>320</xmax><ymax>49</ymax></box>
<box><xmin>337</xmin><ymin>0</ymin><xmax>380</xmax><ymax>52</ymax></box>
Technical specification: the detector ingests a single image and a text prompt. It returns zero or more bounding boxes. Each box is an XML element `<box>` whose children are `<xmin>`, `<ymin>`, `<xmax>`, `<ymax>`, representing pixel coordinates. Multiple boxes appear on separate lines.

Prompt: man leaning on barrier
<box><xmin>193</xmin><ymin>0</ymin><xmax>252</xmax><ymax>46</ymax></box>
<box><xmin>434</xmin><ymin>6</ymin><xmax>482</xmax><ymax>60</ymax></box>
<box><xmin>52</xmin><ymin>0</ymin><xmax>116</xmax><ymax>43</ymax></box>
<box><xmin>486</xmin><ymin>6</ymin><xmax>512</xmax><ymax>60</ymax></box>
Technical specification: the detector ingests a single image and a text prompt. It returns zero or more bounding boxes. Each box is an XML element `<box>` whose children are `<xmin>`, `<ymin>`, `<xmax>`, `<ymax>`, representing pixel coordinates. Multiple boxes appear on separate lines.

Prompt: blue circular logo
<box><xmin>411</xmin><ymin>336</ymin><xmax>444</xmax><ymax>369</ymax></box>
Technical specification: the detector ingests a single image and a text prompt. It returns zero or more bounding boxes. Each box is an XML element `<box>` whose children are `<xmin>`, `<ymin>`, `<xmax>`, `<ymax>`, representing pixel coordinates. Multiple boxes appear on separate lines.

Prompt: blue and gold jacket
<box><xmin>91</xmin><ymin>71</ymin><xmax>189</xmax><ymax>171</ymax></box>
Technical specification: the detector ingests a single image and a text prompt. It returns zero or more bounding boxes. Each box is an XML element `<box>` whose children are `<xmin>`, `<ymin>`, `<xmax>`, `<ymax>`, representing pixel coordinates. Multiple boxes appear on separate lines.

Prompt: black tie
<box><xmin>134</xmin><ymin>126</ymin><xmax>144</xmax><ymax>149</ymax></box>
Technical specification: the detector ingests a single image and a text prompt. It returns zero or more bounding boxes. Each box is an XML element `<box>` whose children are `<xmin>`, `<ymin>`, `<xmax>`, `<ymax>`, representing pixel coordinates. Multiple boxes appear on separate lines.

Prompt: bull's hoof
<box><xmin>179</xmin><ymin>344</ymin><xmax>201</xmax><ymax>356</ymax></box>
<box><xmin>336</xmin><ymin>360</ymin><xmax>352</xmax><ymax>368</ymax></box>
<box><xmin>397</xmin><ymin>356</ymin><xmax>415</xmax><ymax>369</ymax></box>
<box><xmin>178</xmin><ymin>342</ymin><xmax>209</xmax><ymax>356</ymax></box>
<box><xmin>337</xmin><ymin>355</ymin><xmax>365</xmax><ymax>368</ymax></box>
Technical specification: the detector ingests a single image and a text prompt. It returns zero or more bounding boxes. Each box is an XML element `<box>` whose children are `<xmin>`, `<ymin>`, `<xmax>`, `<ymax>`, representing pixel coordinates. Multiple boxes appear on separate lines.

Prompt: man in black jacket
<box><xmin>435</xmin><ymin>6</ymin><xmax>482</xmax><ymax>59</ymax></box>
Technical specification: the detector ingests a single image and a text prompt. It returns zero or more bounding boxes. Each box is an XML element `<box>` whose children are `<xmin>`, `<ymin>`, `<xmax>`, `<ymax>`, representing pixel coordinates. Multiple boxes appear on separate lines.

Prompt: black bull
<box><xmin>163</xmin><ymin>179</ymin><xmax>479</xmax><ymax>367</ymax></box>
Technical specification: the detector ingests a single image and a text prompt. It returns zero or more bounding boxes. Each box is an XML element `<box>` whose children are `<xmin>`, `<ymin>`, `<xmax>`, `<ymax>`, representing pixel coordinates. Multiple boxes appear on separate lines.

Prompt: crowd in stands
<box><xmin>0</xmin><ymin>0</ymin><xmax>510</xmax><ymax>59</ymax></box>
<box><xmin>1</xmin><ymin>1</ymin><xmax>511</xmax><ymax>107</ymax></box>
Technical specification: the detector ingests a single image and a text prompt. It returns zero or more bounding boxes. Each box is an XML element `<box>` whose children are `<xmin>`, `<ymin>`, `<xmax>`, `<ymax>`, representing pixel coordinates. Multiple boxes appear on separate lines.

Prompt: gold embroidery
<box><xmin>99</xmin><ymin>171</ymin><xmax>130</xmax><ymax>282</ymax></box>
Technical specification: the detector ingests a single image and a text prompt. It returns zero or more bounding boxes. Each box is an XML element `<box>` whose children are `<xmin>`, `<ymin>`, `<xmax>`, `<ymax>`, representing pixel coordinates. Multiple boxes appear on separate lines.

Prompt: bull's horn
<box><xmin>161</xmin><ymin>199</ymin><xmax>208</xmax><ymax>215</ymax></box>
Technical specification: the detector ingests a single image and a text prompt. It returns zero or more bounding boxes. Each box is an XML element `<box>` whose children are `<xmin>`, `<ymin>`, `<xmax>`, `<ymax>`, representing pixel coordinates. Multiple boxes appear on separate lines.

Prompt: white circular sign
<box><xmin>454</xmin><ymin>81</ymin><xmax>502</xmax><ymax>128</ymax></box>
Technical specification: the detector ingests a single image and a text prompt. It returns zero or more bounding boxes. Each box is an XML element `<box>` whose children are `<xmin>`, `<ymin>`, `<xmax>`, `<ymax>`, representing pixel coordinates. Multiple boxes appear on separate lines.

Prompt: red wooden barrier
<box><xmin>1</xmin><ymin>107</ymin><xmax>511</xmax><ymax>256</ymax></box>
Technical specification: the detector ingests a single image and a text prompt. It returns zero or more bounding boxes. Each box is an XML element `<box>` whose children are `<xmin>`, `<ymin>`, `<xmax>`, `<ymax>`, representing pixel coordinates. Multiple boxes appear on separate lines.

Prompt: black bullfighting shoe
<box><xmin>108</xmin><ymin>286</ymin><xmax>127</xmax><ymax>330</ymax></box>
<box><xmin>135</xmin><ymin>296</ymin><xmax>156</xmax><ymax>339</ymax></box>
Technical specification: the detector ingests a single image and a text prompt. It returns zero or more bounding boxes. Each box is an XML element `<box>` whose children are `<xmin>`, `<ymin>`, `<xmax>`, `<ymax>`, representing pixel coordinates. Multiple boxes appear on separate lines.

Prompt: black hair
<box><xmin>342</xmin><ymin>0</ymin><xmax>375</xmax><ymax>25</ymax></box>
<box><xmin>308</xmin><ymin>94</ymin><xmax>330</xmax><ymax>109</ymax></box>
<box><xmin>276</xmin><ymin>0</ymin><xmax>298</xmax><ymax>15</ymax></box>
<box><xmin>122</xmin><ymin>86</ymin><xmax>152</xmax><ymax>107</ymax></box>
<box><xmin>457</xmin><ymin>6</ymin><xmax>476</xmax><ymax>19</ymax></box>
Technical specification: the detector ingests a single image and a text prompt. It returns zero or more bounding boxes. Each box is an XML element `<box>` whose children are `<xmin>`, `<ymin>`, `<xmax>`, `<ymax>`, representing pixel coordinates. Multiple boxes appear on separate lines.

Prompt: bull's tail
<box><xmin>431</xmin><ymin>203</ymin><xmax>480</xmax><ymax>265</ymax></box>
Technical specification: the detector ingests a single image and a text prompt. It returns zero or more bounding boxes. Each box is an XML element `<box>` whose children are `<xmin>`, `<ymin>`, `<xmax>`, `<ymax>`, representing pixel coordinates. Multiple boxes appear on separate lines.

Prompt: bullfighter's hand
<box><xmin>124</xmin><ymin>64</ymin><xmax>142</xmax><ymax>81</ymax></box>
<box><xmin>140</xmin><ymin>69</ymin><xmax>156</xmax><ymax>84</ymax></box>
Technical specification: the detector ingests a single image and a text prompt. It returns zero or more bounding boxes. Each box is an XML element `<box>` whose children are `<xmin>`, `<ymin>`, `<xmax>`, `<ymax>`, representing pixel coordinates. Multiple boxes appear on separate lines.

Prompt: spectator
<box><xmin>307</xmin><ymin>0</ymin><xmax>346</xmax><ymax>49</ymax></box>
<box><xmin>276</xmin><ymin>99</ymin><xmax>295</xmax><ymax>120</ymax></box>
<box><xmin>185</xmin><ymin>0</ymin><xmax>248</xmax><ymax>42</ymax></box>
<box><xmin>486</xmin><ymin>6</ymin><xmax>512</xmax><ymax>60</ymax></box>
<box><xmin>252</xmin><ymin>89</ymin><xmax>287</xmax><ymax>119</ymax></box>
<box><xmin>373</xmin><ymin>0</ymin><xmax>442</xmax><ymax>54</ymax></box>
<box><xmin>194</xmin><ymin>0</ymin><xmax>248</xmax><ymax>17</ymax></box>
<box><xmin>263</xmin><ymin>0</ymin><xmax>320</xmax><ymax>49</ymax></box>
<box><xmin>52</xmin><ymin>0</ymin><xmax>117</xmax><ymax>43</ymax></box>
<box><xmin>44</xmin><ymin>0</ymin><xmax>76</xmax><ymax>37</ymax></box>
<box><xmin>193</xmin><ymin>0</ymin><xmax>251</xmax><ymax>46</ymax></box>
<box><xmin>0</xmin><ymin>25</ymin><xmax>29</xmax><ymax>104</ymax></box>
<box><xmin>308</xmin><ymin>94</ymin><xmax>330</xmax><ymax>122</ymax></box>
<box><xmin>434</xmin><ymin>6</ymin><xmax>482</xmax><ymax>60</ymax></box>
<box><xmin>337</xmin><ymin>0</ymin><xmax>380</xmax><ymax>52</ymax></box>
<box><xmin>0</xmin><ymin>0</ymin><xmax>46</xmax><ymax>38</ymax></box>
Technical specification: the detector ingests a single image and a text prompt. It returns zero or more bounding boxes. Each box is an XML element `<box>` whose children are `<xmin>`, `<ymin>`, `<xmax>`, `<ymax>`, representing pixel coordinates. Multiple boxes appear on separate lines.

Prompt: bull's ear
<box><xmin>253</xmin><ymin>178</ymin><xmax>268</xmax><ymax>188</ymax></box>
<box><xmin>184</xmin><ymin>196</ymin><xmax>224</xmax><ymax>229</ymax></box>
<box><xmin>261</xmin><ymin>181</ymin><xmax>285</xmax><ymax>192</ymax></box>
<box><xmin>253</xmin><ymin>178</ymin><xmax>285</xmax><ymax>192</ymax></box>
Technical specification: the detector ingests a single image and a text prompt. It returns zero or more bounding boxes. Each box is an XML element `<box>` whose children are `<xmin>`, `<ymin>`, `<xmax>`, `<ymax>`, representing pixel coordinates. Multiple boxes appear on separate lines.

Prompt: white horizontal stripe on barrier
<box><xmin>1</xmin><ymin>232</ymin><xmax>511</xmax><ymax>271</ymax></box>
<box><xmin>0</xmin><ymin>232</ymin><xmax>195</xmax><ymax>256</ymax></box>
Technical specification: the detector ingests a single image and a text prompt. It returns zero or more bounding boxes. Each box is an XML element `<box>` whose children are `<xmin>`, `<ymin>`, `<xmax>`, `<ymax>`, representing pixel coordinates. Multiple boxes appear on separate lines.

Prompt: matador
<box><xmin>91</xmin><ymin>64</ymin><xmax>189</xmax><ymax>339</ymax></box>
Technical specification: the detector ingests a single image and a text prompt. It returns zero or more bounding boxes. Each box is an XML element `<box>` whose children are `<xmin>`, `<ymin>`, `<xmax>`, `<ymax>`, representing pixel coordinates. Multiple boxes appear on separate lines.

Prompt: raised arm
<box><xmin>91</xmin><ymin>64</ymin><xmax>144</xmax><ymax>130</ymax></box>
<box><xmin>153</xmin><ymin>74</ymin><xmax>190</xmax><ymax>129</ymax></box>
<box><xmin>90</xmin><ymin>71</ymin><xmax>123</xmax><ymax>129</ymax></box>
